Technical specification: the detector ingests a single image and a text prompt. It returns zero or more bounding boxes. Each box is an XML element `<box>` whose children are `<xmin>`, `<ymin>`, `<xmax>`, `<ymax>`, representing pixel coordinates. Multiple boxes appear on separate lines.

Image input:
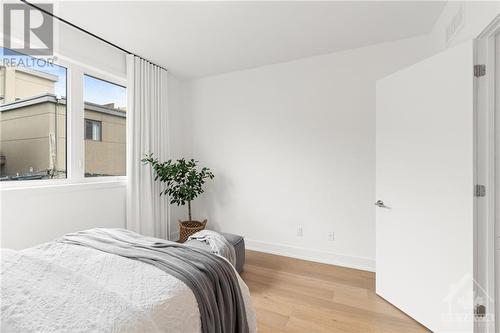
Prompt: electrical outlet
<box><xmin>297</xmin><ymin>226</ymin><xmax>303</xmax><ymax>237</ymax></box>
<box><xmin>328</xmin><ymin>232</ymin><xmax>335</xmax><ymax>241</ymax></box>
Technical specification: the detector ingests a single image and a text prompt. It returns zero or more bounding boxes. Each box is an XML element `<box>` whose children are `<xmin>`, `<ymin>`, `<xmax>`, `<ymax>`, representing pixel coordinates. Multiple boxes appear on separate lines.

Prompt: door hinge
<box><xmin>474</xmin><ymin>64</ymin><xmax>486</xmax><ymax>77</ymax></box>
<box><xmin>474</xmin><ymin>304</ymin><xmax>486</xmax><ymax>318</ymax></box>
<box><xmin>475</xmin><ymin>184</ymin><xmax>486</xmax><ymax>197</ymax></box>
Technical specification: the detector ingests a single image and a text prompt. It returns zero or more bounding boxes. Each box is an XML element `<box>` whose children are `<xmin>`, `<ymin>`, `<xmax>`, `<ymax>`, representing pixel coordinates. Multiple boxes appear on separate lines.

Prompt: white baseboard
<box><xmin>245</xmin><ymin>238</ymin><xmax>375</xmax><ymax>272</ymax></box>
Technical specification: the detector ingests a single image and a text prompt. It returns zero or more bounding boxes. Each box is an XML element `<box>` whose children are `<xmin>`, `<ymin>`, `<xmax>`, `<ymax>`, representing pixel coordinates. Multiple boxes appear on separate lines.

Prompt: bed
<box><xmin>0</xmin><ymin>229</ymin><xmax>256</xmax><ymax>333</ymax></box>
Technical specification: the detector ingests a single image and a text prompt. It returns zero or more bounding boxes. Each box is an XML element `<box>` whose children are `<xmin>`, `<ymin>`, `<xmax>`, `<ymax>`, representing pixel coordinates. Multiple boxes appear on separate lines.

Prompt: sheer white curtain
<box><xmin>126</xmin><ymin>55</ymin><xmax>170</xmax><ymax>239</ymax></box>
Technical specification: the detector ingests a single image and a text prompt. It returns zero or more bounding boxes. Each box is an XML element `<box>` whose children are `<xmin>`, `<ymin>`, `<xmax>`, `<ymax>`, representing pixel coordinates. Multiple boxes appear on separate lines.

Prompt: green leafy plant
<box><xmin>142</xmin><ymin>154</ymin><xmax>214</xmax><ymax>221</ymax></box>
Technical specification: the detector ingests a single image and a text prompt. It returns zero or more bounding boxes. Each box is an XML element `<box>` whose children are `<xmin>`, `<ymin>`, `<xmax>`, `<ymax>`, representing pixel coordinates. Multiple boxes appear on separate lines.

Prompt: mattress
<box><xmin>1</xmin><ymin>240</ymin><xmax>256</xmax><ymax>333</ymax></box>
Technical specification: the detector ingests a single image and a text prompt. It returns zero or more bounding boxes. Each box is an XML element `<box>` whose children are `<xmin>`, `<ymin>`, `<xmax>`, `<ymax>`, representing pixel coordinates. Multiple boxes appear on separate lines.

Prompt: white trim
<box><xmin>167</xmin><ymin>232</ymin><xmax>375</xmax><ymax>272</ymax></box>
<box><xmin>478</xmin><ymin>15</ymin><xmax>500</xmax><ymax>39</ymax></box>
<box><xmin>0</xmin><ymin>179</ymin><xmax>126</xmax><ymax>193</ymax></box>
<box><xmin>0</xmin><ymin>177</ymin><xmax>127</xmax><ymax>191</ymax></box>
<box><xmin>496</xmin><ymin>32</ymin><xmax>500</xmax><ymax>333</ymax></box>
<box><xmin>69</xmin><ymin>63</ymin><xmax>82</xmax><ymax>181</ymax></box>
<box><xmin>474</xmin><ymin>15</ymin><xmax>500</xmax><ymax>333</ymax></box>
<box><xmin>245</xmin><ymin>238</ymin><xmax>376</xmax><ymax>272</ymax></box>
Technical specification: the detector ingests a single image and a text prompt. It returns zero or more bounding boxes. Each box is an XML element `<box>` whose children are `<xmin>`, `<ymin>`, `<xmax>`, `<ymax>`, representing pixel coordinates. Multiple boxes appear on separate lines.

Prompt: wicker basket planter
<box><xmin>178</xmin><ymin>219</ymin><xmax>207</xmax><ymax>243</ymax></box>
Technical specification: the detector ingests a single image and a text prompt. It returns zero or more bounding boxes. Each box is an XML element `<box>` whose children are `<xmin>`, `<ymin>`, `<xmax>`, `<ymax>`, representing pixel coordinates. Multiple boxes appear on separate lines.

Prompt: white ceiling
<box><xmin>57</xmin><ymin>1</ymin><xmax>446</xmax><ymax>78</ymax></box>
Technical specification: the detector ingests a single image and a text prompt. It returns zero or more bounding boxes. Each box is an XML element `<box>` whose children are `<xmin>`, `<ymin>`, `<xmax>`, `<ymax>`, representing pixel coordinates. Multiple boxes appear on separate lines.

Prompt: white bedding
<box><xmin>1</xmin><ymin>241</ymin><xmax>256</xmax><ymax>333</ymax></box>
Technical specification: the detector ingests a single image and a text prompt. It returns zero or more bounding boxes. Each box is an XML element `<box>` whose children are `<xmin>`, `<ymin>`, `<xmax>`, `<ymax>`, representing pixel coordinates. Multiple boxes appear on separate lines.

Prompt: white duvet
<box><xmin>1</xmin><ymin>241</ymin><xmax>256</xmax><ymax>333</ymax></box>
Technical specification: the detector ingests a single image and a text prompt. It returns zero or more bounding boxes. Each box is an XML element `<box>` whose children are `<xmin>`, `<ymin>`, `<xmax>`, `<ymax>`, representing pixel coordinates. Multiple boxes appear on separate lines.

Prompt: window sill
<box><xmin>0</xmin><ymin>177</ymin><xmax>127</xmax><ymax>192</ymax></box>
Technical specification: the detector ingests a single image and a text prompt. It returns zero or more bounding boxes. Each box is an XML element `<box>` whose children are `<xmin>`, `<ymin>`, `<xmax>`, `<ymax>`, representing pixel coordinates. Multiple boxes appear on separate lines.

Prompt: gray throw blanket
<box><xmin>61</xmin><ymin>228</ymin><xmax>249</xmax><ymax>333</ymax></box>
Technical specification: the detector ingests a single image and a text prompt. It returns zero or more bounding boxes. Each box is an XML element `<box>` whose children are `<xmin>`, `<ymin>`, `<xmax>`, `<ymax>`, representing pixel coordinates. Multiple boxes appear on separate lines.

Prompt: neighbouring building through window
<box><xmin>84</xmin><ymin>75</ymin><xmax>126</xmax><ymax>177</ymax></box>
<box><xmin>0</xmin><ymin>51</ymin><xmax>68</xmax><ymax>181</ymax></box>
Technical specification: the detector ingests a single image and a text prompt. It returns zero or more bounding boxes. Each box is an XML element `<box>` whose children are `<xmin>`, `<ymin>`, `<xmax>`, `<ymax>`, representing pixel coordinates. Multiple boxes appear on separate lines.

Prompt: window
<box><xmin>84</xmin><ymin>75</ymin><xmax>126</xmax><ymax>177</ymax></box>
<box><xmin>0</xmin><ymin>48</ymin><xmax>126</xmax><ymax>184</ymax></box>
<box><xmin>85</xmin><ymin>119</ymin><xmax>102</xmax><ymax>141</ymax></box>
<box><xmin>0</xmin><ymin>48</ymin><xmax>67</xmax><ymax>181</ymax></box>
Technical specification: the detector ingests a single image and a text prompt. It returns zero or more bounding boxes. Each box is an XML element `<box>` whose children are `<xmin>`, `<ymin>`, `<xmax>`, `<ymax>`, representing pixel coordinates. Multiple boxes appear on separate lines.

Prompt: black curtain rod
<box><xmin>20</xmin><ymin>0</ymin><xmax>168</xmax><ymax>72</ymax></box>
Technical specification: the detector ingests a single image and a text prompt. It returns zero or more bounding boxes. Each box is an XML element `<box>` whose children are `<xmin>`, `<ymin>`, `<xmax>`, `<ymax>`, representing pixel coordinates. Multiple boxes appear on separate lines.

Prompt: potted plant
<box><xmin>142</xmin><ymin>154</ymin><xmax>214</xmax><ymax>242</ymax></box>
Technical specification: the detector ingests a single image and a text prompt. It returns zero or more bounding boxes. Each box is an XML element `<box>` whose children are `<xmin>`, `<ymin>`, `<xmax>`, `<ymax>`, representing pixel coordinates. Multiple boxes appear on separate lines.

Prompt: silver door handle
<box><xmin>374</xmin><ymin>200</ymin><xmax>387</xmax><ymax>208</ymax></box>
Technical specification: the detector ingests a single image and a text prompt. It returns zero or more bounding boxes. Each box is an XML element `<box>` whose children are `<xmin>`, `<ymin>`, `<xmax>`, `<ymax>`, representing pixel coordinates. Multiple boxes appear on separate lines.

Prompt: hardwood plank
<box><xmin>242</xmin><ymin>250</ymin><xmax>430</xmax><ymax>333</ymax></box>
<box><xmin>254</xmin><ymin>307</ymin><xmax>290</xmax><ymax>330</ymax></box>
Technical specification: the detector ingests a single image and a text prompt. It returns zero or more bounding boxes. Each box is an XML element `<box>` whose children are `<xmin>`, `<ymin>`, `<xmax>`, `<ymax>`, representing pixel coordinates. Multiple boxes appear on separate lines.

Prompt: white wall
<box><xmin>0</xmin><ymin>182</ymin><xmax>126</xmax><ymax>249</ymax></box>
<box><xmin>170</xmin><ymin>35</ymin><xmax>432</xmax><ymax>271</ymax></box>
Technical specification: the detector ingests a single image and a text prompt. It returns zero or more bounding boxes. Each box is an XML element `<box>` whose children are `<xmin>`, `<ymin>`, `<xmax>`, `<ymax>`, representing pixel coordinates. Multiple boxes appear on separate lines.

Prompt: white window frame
<box><xmin>0</xmin><ymin>51</ymin><xmax>127</xmax><ymax>189</ymax></box>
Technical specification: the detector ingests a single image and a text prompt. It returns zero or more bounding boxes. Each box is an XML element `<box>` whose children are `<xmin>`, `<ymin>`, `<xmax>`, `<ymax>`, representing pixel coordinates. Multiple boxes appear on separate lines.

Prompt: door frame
<box><xmin>475</xmin><ymin>15</ymin><xmax>500</xmax><ymax>333</ymax></box>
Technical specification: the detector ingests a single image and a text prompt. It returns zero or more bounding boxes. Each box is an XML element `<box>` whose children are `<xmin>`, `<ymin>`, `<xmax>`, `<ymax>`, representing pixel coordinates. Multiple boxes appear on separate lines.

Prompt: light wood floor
<box><xmin>241</xmin><ymin>250</ymin><xmax>430</xmax><ymax>333</ymax></box>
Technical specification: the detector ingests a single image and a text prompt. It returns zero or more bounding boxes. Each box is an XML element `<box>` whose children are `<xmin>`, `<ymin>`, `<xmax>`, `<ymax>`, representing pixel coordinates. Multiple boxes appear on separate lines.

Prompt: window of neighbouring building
<box><xmin>83</xmin><ymin>75</ymin><xmax>126</xmax><ymax>177</ymax></box>
<box><xmin>85</xmin><ymin>119</ymin><xmax>102</xmax><ymax>141</ymax></box>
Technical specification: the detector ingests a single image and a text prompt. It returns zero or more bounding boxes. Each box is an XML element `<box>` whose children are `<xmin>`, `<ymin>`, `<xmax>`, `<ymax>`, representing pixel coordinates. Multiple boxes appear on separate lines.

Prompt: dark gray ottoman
<box><xmin>221</xmin><ymin>232</ymin><xmax>245</xmax><ymax>274</ymax></box>
<box><xmin>185</xmin><ymin>232</ymin><xmax>245</xmax><ymax>273</ymax></box>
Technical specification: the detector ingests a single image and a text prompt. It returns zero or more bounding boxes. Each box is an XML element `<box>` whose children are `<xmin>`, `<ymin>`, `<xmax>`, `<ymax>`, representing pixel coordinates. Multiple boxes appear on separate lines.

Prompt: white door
<box><xmin>376</xmin><ymin>41</ymin><xmax>475</xmax><ymax>332</ymax></box>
